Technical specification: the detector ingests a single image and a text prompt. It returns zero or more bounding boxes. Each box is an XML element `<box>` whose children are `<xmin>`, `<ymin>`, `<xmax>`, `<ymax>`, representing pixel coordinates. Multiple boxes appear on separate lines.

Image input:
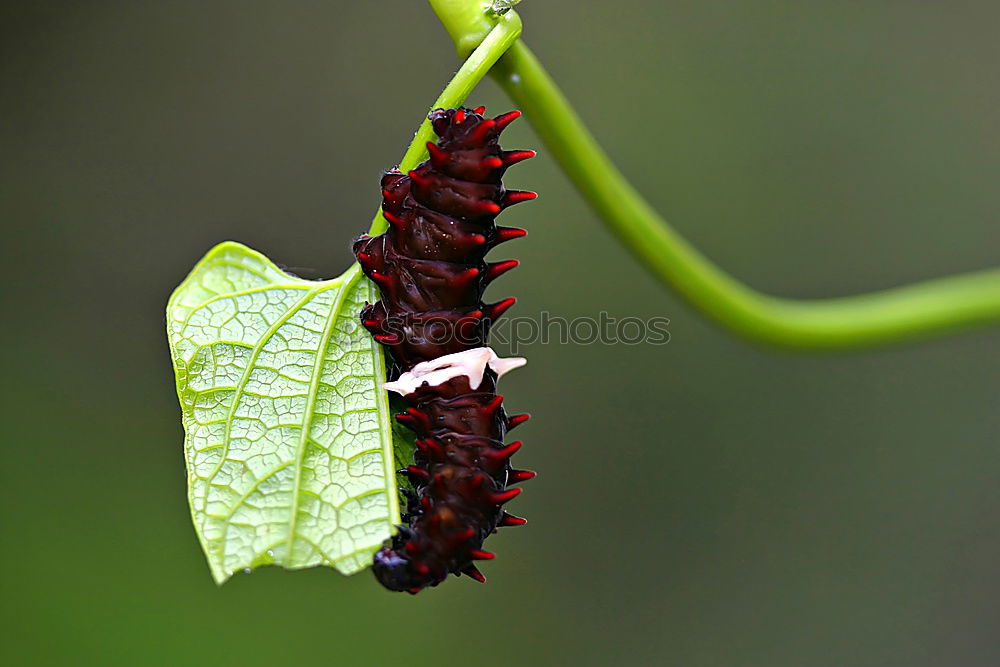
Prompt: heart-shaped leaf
<box><xmin>166</xmin><ymin>241</ymin><xmax>400</xmax><ymax>584</ymax></box>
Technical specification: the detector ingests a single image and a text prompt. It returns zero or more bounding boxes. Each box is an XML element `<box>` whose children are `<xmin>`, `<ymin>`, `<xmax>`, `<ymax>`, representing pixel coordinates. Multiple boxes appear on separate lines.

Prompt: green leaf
<box><xmin>166</xmin><ymin>241</ymin><xmax>399</xmax><ymax>584</ymax></box>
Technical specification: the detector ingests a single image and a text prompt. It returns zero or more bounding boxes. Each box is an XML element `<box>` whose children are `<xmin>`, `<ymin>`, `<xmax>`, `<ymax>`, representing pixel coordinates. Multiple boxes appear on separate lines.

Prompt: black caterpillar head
<box><xmin>372</xmin><ymin>547</ymin><xmax>426</xmax><ymax>592</ymax></box>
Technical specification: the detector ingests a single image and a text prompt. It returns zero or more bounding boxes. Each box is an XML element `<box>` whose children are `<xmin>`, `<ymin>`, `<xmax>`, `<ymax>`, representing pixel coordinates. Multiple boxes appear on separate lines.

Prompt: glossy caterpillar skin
<box><xmin>353</xmin><ymin>107</ymin><xmax>536</xmax><ymax>593</ymax></box>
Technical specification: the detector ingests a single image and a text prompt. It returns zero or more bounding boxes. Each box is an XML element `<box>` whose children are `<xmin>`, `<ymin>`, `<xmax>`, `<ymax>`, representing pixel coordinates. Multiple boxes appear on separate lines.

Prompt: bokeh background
<box><xmin>3</xmin><ymin>1</ymin><xmax>999</xmax><ymax>665</ymax></box>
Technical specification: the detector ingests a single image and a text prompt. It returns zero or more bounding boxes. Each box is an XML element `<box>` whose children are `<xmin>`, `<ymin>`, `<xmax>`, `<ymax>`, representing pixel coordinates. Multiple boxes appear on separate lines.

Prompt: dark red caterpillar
<box><xmin>353</xmin><ymin>106</ymin><xmax>536</xmax><ymax>593</ymax></box>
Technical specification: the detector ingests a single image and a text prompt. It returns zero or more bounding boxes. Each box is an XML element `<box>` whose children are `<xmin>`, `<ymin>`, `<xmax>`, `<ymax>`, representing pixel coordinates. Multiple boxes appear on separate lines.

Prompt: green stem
<box><xmin>492</xmin><ymin>42</ymin><xmax>1000</xmax><ymax>348</ymax></box>
<box><xmin>427</xmin><ymin>1</ymin><xmax>1000</xmax><ymax>348</ymax></box>
<box><xmin>367</xmin><ymin>9</ymin><xmax>521</xmax><ymax>236</ymax></box>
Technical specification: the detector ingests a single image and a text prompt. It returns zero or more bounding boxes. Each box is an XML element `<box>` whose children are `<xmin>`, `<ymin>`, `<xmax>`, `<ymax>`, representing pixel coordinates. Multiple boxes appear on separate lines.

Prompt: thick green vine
<box><xmin>429</xmin><ymin>0</ymin><xmax>1000</xmax><ymax>348</ymax></box>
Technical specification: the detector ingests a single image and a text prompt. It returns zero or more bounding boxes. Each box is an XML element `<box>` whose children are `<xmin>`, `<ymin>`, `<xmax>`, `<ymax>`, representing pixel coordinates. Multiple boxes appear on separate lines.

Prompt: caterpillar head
<box><xmin>372</xmin><ymin>546</ymin><xmax>439</xmax><ymax>594</ymax></box>
<box><xmin>372</xmin><ymin>547</ymin><xmax>415</xmax><ymax>592</ymax></box>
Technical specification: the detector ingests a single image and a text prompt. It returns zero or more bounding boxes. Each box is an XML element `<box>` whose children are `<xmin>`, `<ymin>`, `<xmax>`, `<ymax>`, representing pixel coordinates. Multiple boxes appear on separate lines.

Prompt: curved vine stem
<box><xmin>428</xmin><ymin>0</ymin><xmax>1000</xmax><ymax>349</ymax></box>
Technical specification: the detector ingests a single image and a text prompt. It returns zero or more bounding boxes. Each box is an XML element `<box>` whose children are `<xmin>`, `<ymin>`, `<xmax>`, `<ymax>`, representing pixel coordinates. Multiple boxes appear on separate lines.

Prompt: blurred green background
<box><xmin>2</xmin><ymin>1</ymin><xmax>999</xmax><ymax>665</ymax></box>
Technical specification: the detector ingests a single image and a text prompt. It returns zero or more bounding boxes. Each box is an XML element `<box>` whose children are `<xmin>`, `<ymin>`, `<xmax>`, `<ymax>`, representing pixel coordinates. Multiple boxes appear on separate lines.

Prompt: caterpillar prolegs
<box><xmin>353</xmin><ymin>107</ymin><xmax>536</xmax><ymax>593</ymax></box>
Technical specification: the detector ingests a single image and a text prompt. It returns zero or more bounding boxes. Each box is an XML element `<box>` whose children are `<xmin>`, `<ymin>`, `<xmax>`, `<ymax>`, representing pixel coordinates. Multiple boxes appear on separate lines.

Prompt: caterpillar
<box><xmin>353</xmin><ymin>106</ymin><xmax>536</xmax><ymax>593</ymax></box>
